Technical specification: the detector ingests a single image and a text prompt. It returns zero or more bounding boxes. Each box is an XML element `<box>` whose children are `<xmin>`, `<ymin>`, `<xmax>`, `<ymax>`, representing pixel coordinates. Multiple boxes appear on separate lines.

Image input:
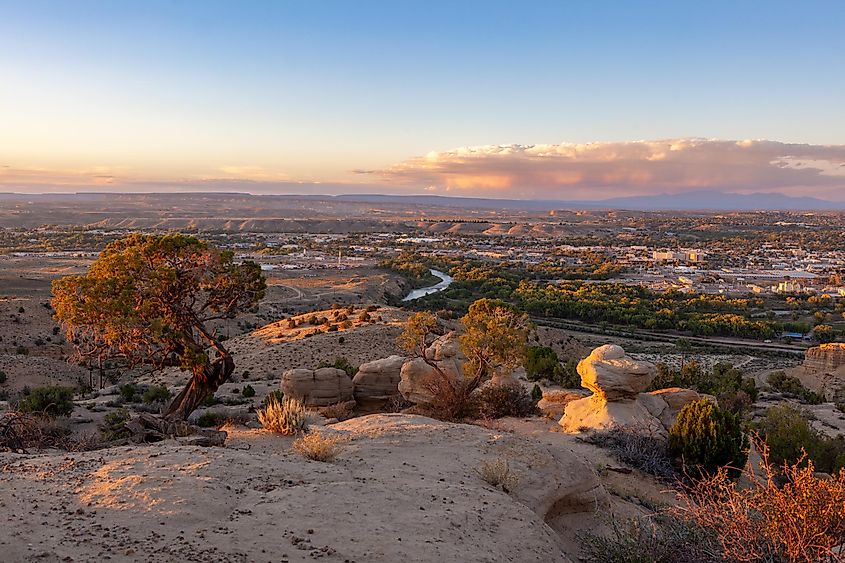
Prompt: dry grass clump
<box><xmin>257</xmin><ymin>396</ymin><xmax>308</xmax><ymax>435</ymax></box>
<box><xmin>475</xmin><ymin>457</ymin><xmax>519</xmax><ymax>492</ymax></box>
<box><xmin>676</xmin><ymin>442</ymin><xmax>845</xmax><ymax>562</ymax></box>
<box><xmin>293</xmin><ymin>432</ymin><xmax>341</xmax><ymax>462</ymax></box>
<box><xmin>579</xmin><ymin>427</ymin><xmax>676</xmax><ymax>480</ymax></box>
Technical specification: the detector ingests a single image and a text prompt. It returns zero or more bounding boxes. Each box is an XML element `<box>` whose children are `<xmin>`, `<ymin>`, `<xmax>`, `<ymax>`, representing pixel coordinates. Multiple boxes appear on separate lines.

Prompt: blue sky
<box><xmin>1</xmin><ymin>0</ymin><xmax>844</xmax><ymax>198</ymax></box>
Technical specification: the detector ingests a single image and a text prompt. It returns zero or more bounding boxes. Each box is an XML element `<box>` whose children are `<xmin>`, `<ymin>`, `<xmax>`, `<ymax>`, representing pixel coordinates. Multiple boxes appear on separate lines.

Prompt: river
<box><xmin>402</xmin><ymin>269</ymin><xmax>453</xmax><ymax>302</ymax></box>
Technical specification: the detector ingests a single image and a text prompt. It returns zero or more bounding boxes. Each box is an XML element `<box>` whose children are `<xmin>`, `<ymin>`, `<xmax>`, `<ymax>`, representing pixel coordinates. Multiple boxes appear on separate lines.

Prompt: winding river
<box><xmin>402</xmin><ymin>269</ymin><xmax>453</xmax><ymax>302</ymax></box>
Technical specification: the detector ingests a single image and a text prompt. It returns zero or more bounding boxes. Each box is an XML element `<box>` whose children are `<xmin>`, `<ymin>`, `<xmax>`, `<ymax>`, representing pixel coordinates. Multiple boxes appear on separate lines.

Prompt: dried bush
<box><xmin>258</xmin><ymin>396</ymin><xmax>308</xmax><ymax>435</ymax></box>
<box><xmin>669</xmin><ymin>399</ymin><xmax>748</xmax><ymax>478</ymax></box>
<box><xmin>293</xmin><ymin>432</ymin><xmax>341</xmax><ymax>462</ymax></box>
<box><xmin>470</xmin><ymin>383</ymin><xmax>539</xmax><ymax>419</ymax></box>
<box><xmin>475</xmin><ymin>457</ymin><xmax>519</xmax><ymax>492</ymax></box>
<box><xmin>579</xmin><ymin>515</ymin><xmax>720</xmax><ymax>563</ymax></box>
<box><xmin>0</xmin><ymin>411</ymin><xmax>85</xmax><ymax>452</ymax></box>
<box><xmin>579</xmin><ymin>427</ymin><xmax>676</xmax><ymax>480</ymax></box>
<box><xmin>676</xmin><ymin>442</ymin><xmax>845</xmax><ymax>563</ymax></box>
<box><xmin>319</xmin><ymin>401</ymin><xmax>355</xmax><ymax>421</ymax></box>
<box><xmin>18</xmin><ymin>385</ymin><xmax>75</xmax><ymax>417</ymax></box>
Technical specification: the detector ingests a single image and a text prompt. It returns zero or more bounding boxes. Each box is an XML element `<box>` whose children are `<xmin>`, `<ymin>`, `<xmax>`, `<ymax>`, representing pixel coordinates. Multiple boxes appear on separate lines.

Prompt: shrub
<box><xmin>677</xmin><ymin>442</ymin><xmax>845</xmax><ymax>562</ymax></box>
<box><xmin>319</xmin><ymin>401</ymin><xmax>355</xmax><ymax>421</ymax></box>
<box><xmin>579</xmin><ymin>515</ymin><xmax>718</xmax><ymax>563</ymax></box>
<box><xmin>241</xmin><ymin>384</ymin><xmax>255</xmax><ymax>398</ymax></box>
<box><xmin>142</xmin><ymin>385</ymin><xmax>171</xmax><ymax>404</ymax></box>
<box><xmin>668</xmin><ymin>399</ymin><xmax>748</xmax><ymax>477</ymax></box>
<box><xmin>258</xmin><ymin>396</ymin><xmax>308</xmax><ymax>435</ymax></box>
<box><xmin>0</xmin><ymin>370</ymin><xmax>6</xmax><ymax>384</ymax></box>
<box><xmin>767</xmin><ymin>371</ymin><xmax>824</xmax><ymax>404</ymax></box>
<box><xmin>525</xmin><ymin>346</ymin><xmax>563</xmax><ymax>381</ymax></box>
<box><xmin>200</xmin><ymin>393</ymin><xmax>218</xmax><ymax>407</ymax></box>
<box><xmin>530</xmin><ymin>383</ymin><xmax>543</xmax><ymax>403</ymax></box>
<box><xmin>18</xmin><ymin>386</ymin><xmax>75</xmax><ymax>417</ymax></box>
<box><xmin>293</xmin><ymin>432</ymin><xmax>341</xmax><ymax>461</ymax></box>
<box><xmin>15</xmin><ymin>346</ymin><xmax>28</xmax><ymax>355</ymax></box>
<box><xmin>580</xmin><ymin>427</ymin><xmax>676</xmax><ymax>480</ymax></box>
<box><xmin>98</xmin><ymin>409</ymin><xmax>131</xmax><ymax>441</ymax></box>
<box><xmin>754</xmin><ymin>404</ymin><xmax>845</xmax><ymax>474</ymax></box>
<box><xmin>475</xmin><ymin>457</ymin><xmax>519</xmax><ymax>492</ymax></box>
<box><xmin>470</xmin><ymin>384</ymin><xmax>538</xmax><ymax>419</ymax></box>
<box><xmin>318</xmin><ymin>357</ymin><xmax>356</xmax><ymax>377</ymax></box>
<box><xmin>261</xmin><ymin>389</ymin><xmax>284</xmax><ymax>408</ymax></box>
<box><xmin>196</xmin><ymin>411</ymin><xmax>222</xmax><ymax>428</ymax></box>
<box><xmin>118</xmin><ymin>383</ymin><xmax>137</xmax><ymax>403</ymax></box>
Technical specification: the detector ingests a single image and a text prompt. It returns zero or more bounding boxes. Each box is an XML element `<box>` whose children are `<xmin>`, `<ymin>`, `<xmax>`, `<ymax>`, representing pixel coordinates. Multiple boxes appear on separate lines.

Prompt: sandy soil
<box><xmin>0</xmin><ymin>413</ymin><xmax>670</xmax><ymax>562</ymax></box>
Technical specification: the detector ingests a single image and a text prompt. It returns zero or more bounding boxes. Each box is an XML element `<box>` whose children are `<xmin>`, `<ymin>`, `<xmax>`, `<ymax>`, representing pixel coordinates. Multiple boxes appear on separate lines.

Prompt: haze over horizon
<box><xmin>2</xmin><ymin>1</ymin><xmax>845</xmax><ymax>201</ymax></box>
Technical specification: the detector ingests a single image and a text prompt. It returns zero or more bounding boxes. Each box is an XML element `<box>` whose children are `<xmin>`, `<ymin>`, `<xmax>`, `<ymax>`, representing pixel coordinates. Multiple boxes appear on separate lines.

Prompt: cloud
<box><xmin>368</xmin><ymin>139</ymin><xmax>845</xmax><ymax>200</ymax></box>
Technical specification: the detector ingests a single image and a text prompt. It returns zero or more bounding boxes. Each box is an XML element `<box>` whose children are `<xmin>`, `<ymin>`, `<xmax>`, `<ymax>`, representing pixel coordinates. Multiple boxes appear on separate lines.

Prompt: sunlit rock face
<box><xmin>794</xmin><ymin>343</ymin><xmax>845</xmax><ymax>401</ymax></box>
<box><xmin>560</xmin><ymin>345</ymin><xmax>705</xmax><ymax>435</ymax></box>
<box><xmin>576</xmin><ymin>344</ymin><xmax>656</xmax><ymax>401</ymax></box>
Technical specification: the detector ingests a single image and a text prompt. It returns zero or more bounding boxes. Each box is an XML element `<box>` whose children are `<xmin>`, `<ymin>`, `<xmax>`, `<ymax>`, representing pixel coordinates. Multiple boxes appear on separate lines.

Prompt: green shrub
<box><xmin>99</xmin><ymin>409</ymin><xmax>131</xmax><ymax>441</ymax></box>
<box><xmin>318</xmin><ymin>357</ymin><xmax>357</xmax><ymax>377</ymax></box>
<box><xmin>0</xmin><ymin>369</ymin><xmax>6</xmax><ymax>384</ymax></box>
<box><xmin>142</xmin><ymin>385</ymin><xmax>171</xmax><ymax>404</ymax></box>
<box><xmin>767</xmin><ymin>371</ymin><xmax>824</xmax><ymax>404</ymax></box>
<box><xmin>470</xmin><ymin>384</ymin><xmax>538</xmax><ymax>419</ymax></box>
<box><xmin>754</xmin><ymin>404</ymin><xmax>845</xmax><ymax>474</ymax></box>
<box><xmin>525</xmin><ymin>346</ymin><xmax>562</xmax><ymax>381</ymax></box>
<box><xmin>241</xmin><ymin>384</ymin><xmax>256</xmax><ymax>398</ymax></box>
<box><xmin>118</xmin><ymin>383</ymin><xmax>137</xmax><ymax>403</ymax></box>
<box><xmin>18</xmin><ymin>385</ymin><xmax>75</xmax><ymax>417</ymax></box>
<box><xmin>196</xmin><ymin>412</ymin><xmax>223</xmax><ymax>428</ymax></box>
<box><xmin>668</xmin><ymin>399</ymin><xmax>748</xmax><ymax>477</ymax></box>
<box><xmin>257</xmin><ymin>396</ymin><xmax>308</xmax><ymax>435</ymax></box>
<box><xmin>200</xmin><ymin>393</ymin><xmax>218</xmax><ymax>407</ymax></box>
<box><xmin>530</xmin><ymin>383</ymin><xmax>543</xmax><ymax>403</ymax></box>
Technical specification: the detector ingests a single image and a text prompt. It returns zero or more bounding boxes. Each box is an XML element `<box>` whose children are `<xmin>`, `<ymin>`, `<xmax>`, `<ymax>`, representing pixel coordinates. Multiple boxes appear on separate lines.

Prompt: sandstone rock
<box><xmin>352</xmin><ymin>355</ymin><xmax>405</xmax><ymax>405</ymax></box>
<box><xmin>281</xmin><ymin>367</ymin><xmax>353</xmax><ymax>407</ymax></box>
<box><xmin>577</xmin><ymin>344</ymin><xmax>656</xmax><ymax>400</ymax></box>
<box><xmin>537</xmin><ymin>390</ymin><xmax>589</xmax><ymax>419</ymax></box>
<box><xmin>398</xmin><ymin>357</ymin><xmax>463</xmax><ymax>404</ymax></box>
<box><xmin>560</xmin><ymin>394</ymin><xmax>666</xmax><ymax>436</ymax></box>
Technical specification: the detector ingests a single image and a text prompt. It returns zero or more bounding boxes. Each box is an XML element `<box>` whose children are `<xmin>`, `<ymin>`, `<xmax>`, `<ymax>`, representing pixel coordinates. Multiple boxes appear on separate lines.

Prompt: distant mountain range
<box><xmin>1</xmin><ymin>189</ymin><xmax>842</xmax><ymax>211</ymax></box>
<box><xmin>332</xmin><ymin>190</ymin><xmax>844</xmax><ymax>211</ymax></box>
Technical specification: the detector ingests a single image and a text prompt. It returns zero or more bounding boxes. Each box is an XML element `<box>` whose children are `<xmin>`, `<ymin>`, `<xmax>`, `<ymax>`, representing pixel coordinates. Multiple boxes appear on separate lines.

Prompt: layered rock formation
<box><xmin>281</xmin><ymin>367</ymin><xmax>354</xmax><ymax>407</ymax></box>
<box><xmin>793</xmin><ymin>343</ymin><xmax>845</xmax><ymax>401</ymax></box>
<box><xmin>559</xmin><ymin>344</ymin><xmax>706</xmax><ymax>435</ymax></box>
<box><xmin>352</xmin><ymin>355</ymin><xmax>405</xmax><ymax>406</ymax></box>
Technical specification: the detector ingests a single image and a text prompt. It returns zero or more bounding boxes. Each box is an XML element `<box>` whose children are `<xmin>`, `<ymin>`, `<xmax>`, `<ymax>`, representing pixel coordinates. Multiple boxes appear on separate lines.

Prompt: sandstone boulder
<box><xmin>560</xmin><ymin>394</ymin><xmax>666</xmax><ymax>435</ymax></box>
<box><xmin>399</xmin><ymin>332</ymin><xmax>466</xmax><ymax>404</ymax></box>
<box><xmin>537</xmin><ymin>389</ymin><xmax>589</xmax><ymax>419</ymax></box>
<box><xmin>352</xmin><ymin>355</ymin><xmax>405</xmax><ymax>405</ymax></box>
<box><xmin>282</xmin><ymin>367</ymin><xmax>353</xmax><ymax>407</ymax></box>
<box><xmin>577</xmin><ymin>344</ymin><xmax>656</xmax><ymax>400</ymax></box>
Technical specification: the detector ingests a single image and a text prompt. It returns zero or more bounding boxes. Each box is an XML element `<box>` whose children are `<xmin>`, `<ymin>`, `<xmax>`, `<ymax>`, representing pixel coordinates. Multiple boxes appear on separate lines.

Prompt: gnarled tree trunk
<box><xmin>164</xmin><ymin>353</ymin><xmax>234</xmax><ymax>420</ymax></box>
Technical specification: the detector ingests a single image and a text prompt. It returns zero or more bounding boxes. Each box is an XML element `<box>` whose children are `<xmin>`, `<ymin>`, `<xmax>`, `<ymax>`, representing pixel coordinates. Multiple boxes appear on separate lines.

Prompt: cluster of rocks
<box><xmin>559</xmin><ymin>344</ymin><xmax>709</xmax><ymax>436</ymax></box>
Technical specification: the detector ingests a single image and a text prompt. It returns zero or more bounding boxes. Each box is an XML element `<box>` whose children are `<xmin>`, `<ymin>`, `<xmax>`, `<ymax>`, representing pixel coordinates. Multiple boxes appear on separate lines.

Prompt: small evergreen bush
<box><xmin>18</xmin><ymin>385</ymin><xmax>75</xmax><ymax>417</ymax></box>
<box><xmin>118</xmin><ymin>383</ymin><xmax>137</xmax><ymax>403</ymax></box>
<box><xmin>98</xmin><ymin>409</ymin><xmax>131</xmax><ymax>441</ymax></box>
<box><xmin>471</xmin><ymin>384</ymin><xmax>538</xmax><ymax>419</ymax></box>
<box><xmin>668</xmin><ymin>399</ymin><xmax>748</xmax><ymax>477</ymax></box>
<box><xmin>142</xmin><ymin>385</ymin><xmax>171</xmax><ymax>404</ymax></box>
<box><xmin>241</xmin><ymin>384</ymin><xmax>256</xmax><ymax>398</ymax></box>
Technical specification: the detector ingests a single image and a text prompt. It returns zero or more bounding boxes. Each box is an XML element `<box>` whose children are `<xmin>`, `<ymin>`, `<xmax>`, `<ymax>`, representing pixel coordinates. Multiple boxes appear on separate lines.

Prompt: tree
<box><xmin>398</xmin><ymin>299</ymin><xmax>530</xmax><ymax>420</ymax></box>
<box><xmin>52</xmin><ymin>234</ymin><xmax>265</xmax><ymax>420</ymax></box>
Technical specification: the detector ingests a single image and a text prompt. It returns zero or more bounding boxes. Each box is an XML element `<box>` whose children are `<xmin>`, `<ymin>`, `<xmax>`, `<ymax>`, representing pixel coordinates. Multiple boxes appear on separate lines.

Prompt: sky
<box><xmin>1</xmin><ymin>0</ymin><xmax>845</xmax><ymax>200</ymax></box>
